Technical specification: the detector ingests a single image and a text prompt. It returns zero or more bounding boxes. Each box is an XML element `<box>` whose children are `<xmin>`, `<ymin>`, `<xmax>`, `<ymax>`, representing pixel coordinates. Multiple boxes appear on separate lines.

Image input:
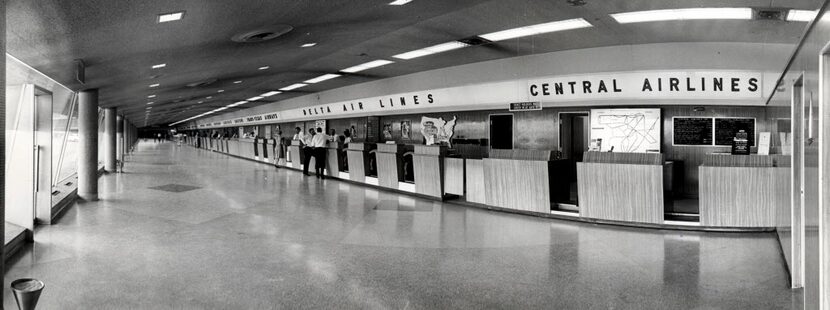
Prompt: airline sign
<box><xmin>183</xmin><ymin>70</ymin><xmax>771</xmax><ymax>130</ymax></box>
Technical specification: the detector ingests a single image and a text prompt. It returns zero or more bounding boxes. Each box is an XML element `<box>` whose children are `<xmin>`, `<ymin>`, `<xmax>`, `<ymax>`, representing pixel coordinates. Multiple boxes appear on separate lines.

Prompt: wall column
<box><xmin>78</xmin><ymin>89</ymin><xmax>99</xmax><ymax>200</ymax></box>
<box><xmin>116</xmin><ymin>115</ymin><xmax>124</xmax><ymax>162</ymax></box>
<box><xmin>103</xmin><ymin>107</ymin><xmax>117</xmax><ymax>172</ymax></box>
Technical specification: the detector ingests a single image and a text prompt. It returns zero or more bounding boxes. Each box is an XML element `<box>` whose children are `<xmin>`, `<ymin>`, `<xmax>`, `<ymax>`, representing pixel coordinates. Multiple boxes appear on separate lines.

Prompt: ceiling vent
<box><xmin>186</xmin><ymin>78</ymin><xmax>218</xmax><ymax>88</ymax></box>
<box><xmin>232</xmin><ymin>24</ymin><xmax>294</xmax><ymax>43</ymax></box>
<box><xmin>754</xmin><ymin>8</ymin><xmax>786</xmax><ymax>21</ymax></box>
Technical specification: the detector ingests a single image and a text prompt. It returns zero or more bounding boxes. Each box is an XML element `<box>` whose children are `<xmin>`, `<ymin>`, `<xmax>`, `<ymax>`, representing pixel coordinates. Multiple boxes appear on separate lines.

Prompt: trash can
<box><xmin>11</xmin><ymin>278</ymin><xmax>44</xmax><ymax>310</ymax></box>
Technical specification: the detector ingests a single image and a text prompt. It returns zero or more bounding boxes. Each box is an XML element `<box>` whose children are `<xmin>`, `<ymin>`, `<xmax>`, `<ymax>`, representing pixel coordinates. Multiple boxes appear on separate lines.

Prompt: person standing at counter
<box><xmin>302</xmin><ymin>128</ymin><xmax>316</xmax><ymax>176</ymax></box>
<box><xmin>311</xmin><ymin>127</ymin><xmax>328</xmax><ymax>179</ymax></box>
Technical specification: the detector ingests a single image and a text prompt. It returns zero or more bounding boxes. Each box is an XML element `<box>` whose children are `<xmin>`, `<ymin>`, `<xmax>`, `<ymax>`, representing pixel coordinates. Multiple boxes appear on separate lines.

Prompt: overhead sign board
<box><xmin>509</xmin><ymin>101</ymin><xmax>541</xmax><ymax>111</ymax></box>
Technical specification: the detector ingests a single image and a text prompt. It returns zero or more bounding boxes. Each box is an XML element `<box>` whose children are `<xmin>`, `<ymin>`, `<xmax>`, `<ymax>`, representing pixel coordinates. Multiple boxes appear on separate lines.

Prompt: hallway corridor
<box><xmin>2</xmin><ymin>141</ymin><xmax>802</xmax><ymax>309</ymax></box>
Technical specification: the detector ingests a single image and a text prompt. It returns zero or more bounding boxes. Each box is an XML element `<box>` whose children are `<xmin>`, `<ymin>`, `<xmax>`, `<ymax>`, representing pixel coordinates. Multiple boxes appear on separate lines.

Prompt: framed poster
<box><xmin>401</xmin><ymin>120</ymin><xmax>412</xmax><ymax>140</ymax></box>
<box><xmin>382</xmin><ymin>123</ymin><xmax>393</xmax><ymax>140</ymax></box>
<box><xmin>672</xmin><ymin>117</ymin><xmax>713</xmax><ymax>146</ymax></box>
<box><xmin>590</xmin><ymin>108</ymin><xmax>661</xmax><ymax>153</ymax></box>
<box><xmin>714</xmin><ymin>118</ymin><xmax>755</xmax><ymax>146</ymax></box>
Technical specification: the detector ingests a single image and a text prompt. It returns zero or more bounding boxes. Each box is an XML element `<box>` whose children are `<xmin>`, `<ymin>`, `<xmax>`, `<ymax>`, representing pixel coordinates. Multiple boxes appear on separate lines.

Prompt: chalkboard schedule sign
<box><xmin>715</xmin><ymin>118</ymin><xmax>755</xmax><ymax>146</ymax></box>
<box><xmin>673</xmin><ymin>117</ymin><xmax>713</xmax><ymax>145</ymax></box>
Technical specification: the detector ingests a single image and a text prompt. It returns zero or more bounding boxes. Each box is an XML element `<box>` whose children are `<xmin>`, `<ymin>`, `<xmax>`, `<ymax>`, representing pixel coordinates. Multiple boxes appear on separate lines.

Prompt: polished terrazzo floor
<box><xmin>3</xmin><ymin>141</ymin><xmax>802</xmax><ymax>309</ymax></box>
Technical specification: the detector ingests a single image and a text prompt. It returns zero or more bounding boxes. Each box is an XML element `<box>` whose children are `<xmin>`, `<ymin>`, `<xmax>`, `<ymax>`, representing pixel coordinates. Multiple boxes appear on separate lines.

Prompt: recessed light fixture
<box><xmin>393</xmin><ymin>41</ymin><xmax>470</xmax><ymax>60</ymax></box>
<box><xmin>247</xmin><ymin>96</ymin><xmax>264</xmax><ymax>101</ymax></box>
<box><xmin>389</xmin><ymin>0</ymin><xmax>413</xmax><ymax>5</ymax></box>
<box><xmin>147</xmin><ymin>102</ymin><xmax>154</xmax><ymax>105</ymax></box>
<box><xmin>258</xmin><ymin>66</ymin><xmax>270</xmax><ymax>70</ymax></box>
<box><xmin>480</xmin><ymin>18</ymin><xmax>592</xmax><ymax>41</ymax></box>
<box><xmin>149</xmin><ymin>83</ymin><xmax>160</xmax><ymax>88</ymax></box>
<box><xmin>152</xmin><ymin>63</ymin><xmax>166</xmax><ymax>69</ymax></box>
<box><xmin>301</xmin><ymin>43</ymin><xmax>317</xmax><ymax>48</ymax></box>
<box><xmin>279</xmin><ymin>83</ymin><xmax>308</xmax><ymax>91</ymax></box>
<box><xmin>340</xmin><ymin>60</ymin><xmax>394</xmax><ymax>73</ymax></box>
<box><xmin>197</xmin><ymin>101</ymin><xmax>204</xmax><ymax>104</ymax></box>
<box><xmin>206</xmin><ymin>96</ymin><xmax>213</xmax><ymax>99</ymax></box>
<box><xmin>147</xmin><ymin>95</ymin><xmax>156</xmax><ymax>98</ymax></box>
<box><xmin>609</xmin><ymin>8</ymin><xmax>752</xmax><ymax>24</ymax></box>
<box><xmin>217</xmin><ymin>89</ymin><xmax>225</xmax><ymax>93</ymax></box>
<box><xmin>304</xmin><ymin>74</ymin><xmax>341</xmax><ymax>84</ymax></box>
<box><xmin>261</xmin><ymin>91</ymin><xmax>282</xmax><ymax>97</ymax></box>
<box><xmin>158</xmin><ymin>11</ymin><xmax>185</xmax><ymax>23</ymax></box>
<box><xmin>787</xmin><ymin>9</ymin><xmax>818</xmax><ymax>22</ymax></box>
<box><xmin>233</xmin><ymin>80</ymin><xmax>243</xmax><ymax>84</ymax></box>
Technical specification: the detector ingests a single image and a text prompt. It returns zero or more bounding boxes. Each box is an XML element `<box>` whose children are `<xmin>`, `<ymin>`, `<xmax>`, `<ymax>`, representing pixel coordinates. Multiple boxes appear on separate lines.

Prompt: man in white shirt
<box><xmin>311</xmin><ymin>127</ymin><xmax>328</xmax><ymax>178</ymax></box>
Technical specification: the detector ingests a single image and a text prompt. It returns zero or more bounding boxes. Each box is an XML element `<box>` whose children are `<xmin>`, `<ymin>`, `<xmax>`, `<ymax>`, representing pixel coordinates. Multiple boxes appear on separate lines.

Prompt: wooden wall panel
<box><xmin>483</xmin><ymin>159</ymin><xmax>550</xmax><ymax>213</ymax></box>
<box><xmin>699</xmin><ymin>166</ymin><xmax>780</xmax><ymax>227</ymax></box>
<box><xmin>577</xmin><ymin>163</ymin><xmax>664</xmax><ymax>224</ymax></box>
<box><xmin>414</xmin><ymin>155</ymin><xmax>443</xmax><ymax>198</ymax></box>
<box><xmin>465</xmin><ymin>159</ymin><xmax>486</xmax><ymax>204</ymax></box>
<box><xmin>444</xmin><ymin>158</ymin><xmax>465</xmax><ymax>196</ymax></box>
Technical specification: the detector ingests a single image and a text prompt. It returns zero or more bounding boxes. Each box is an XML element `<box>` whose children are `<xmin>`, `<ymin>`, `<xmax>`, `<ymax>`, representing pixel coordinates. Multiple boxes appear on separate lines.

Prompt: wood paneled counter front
<box><xmin>325</xmin><ymin>141</ymin><xmax>344</xmax><ymax>177</ymax></box>
<box><xmin>699</xmin><ymin>154</ymin><xmax>789</xmax><ymax>227</ymax></box>
<box><xmin>346</xmin><ymin>143</ymin><xmax>375</xmax><ymax>182</ymax></box>
<box><xmin>413</xmin><ymin>145</ymin><xmax>447</xmax><ymax>198</ymax></box>
<box><xmin>483</xmin><ymin>149</ymin><xmax>554</xmax><ymax>213</ymax></box>
<box><xmin>375</xmin><ymin>143</ymin><xmax>408</xmax><ymax>189</ymax></box>
<box><xmin>577</xmin><ymin>152</ymin><xmax>666</xmax><ymax>224</ymax></box>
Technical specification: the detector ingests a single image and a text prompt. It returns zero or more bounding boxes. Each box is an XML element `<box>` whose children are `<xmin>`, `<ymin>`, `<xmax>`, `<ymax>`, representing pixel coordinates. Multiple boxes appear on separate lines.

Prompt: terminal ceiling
<box><xmin>6</xmin><ymin>0</ymin><xmax>821</xmax><ymax>127</ymax></box>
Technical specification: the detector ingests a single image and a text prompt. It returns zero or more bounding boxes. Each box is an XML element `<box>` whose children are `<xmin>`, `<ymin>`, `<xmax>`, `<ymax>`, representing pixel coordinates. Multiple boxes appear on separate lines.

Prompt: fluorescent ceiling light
<box><xmin>217</xmin><ymin>89</ymin><xmax>224</xmax><ymax>93</ymax></box>
<box><xmin>206</xmin><ymin>96</ymin><xmax>213</xmax><ymax>99</ymax></box>
<box><xmin>158</xmin><ymin>11</ymin><xmax>185</xmax><ymax>23</ymax></box>
<box><xmin>147</xmin><ymin>95</ymin><xmax>156</xmax><ymax>98</ymax></box>
<box><xmin>152</xmin><ymin>63</ymin><xmax>166</xmax><ymax>69</ymax></box>
<box><xmin>197</xmin><ymin>101</ymin><xmax>203</xmax><ymax>104</ymax></box>
<box><xmin>480</xmin><ymin>18</ymin><xmax>592</xmax><ymax>41</ymax></box>
<box><xmin>149</xmin><ymin>83</ymin><xmax>160</xmax><ymax>88</ymax></box>
<box><xmin>787</xmin><ymin>9</ymin><xmax>818</xmax><ymax>22</ymax></box>
<box><xmin>247</xmin><ymin>96</ymin><xmax>264</xmax><ymax>101</ymax></box>
<box><xmin>280</xmin><ymin>83</ymin><xmax>308</xmax><ymax>91</ymax></box>
<box><xmin>233</xmin><ymin>80</ymin><xmax>243</xmax><ymax>84</ymax></box>
<box><xmin>258</xmin><ymin>66</ymin><xmax>270</xmax><ymax>70</ymax></box>
<box><xmin>393</xmin><ymin>41</ymin><xmax>470</xmax><ymax>60</ymax></box>
<box><xmin>304</xmin><ymin>74</ymin><xmax>341</xmax><ymax>84</ymax></box>
<box><xmin>228</xmin><ymin>101</ymin><xmax>248</xmax><ymax>107</ymax></box>
<box><xmin>610</xmin><ymin>8</ymin><xmax>752</xmax><ymax>24</ymax></box>
<box><xmin>261</xmin><ymin>91</ymin><xmax>281</xmax><ymax>97</ymax></box>
<box><xmin>147</xmin><ymin>102</ymin><xmax>154</xmax><ymax>105</ymax></box>
<box><xmin>301</xmin><ymin>43</ymin><xmax>317</xmax><ymax>48</ymax></box>
<box><xmin>389</xmin><ymin>0</ymin><xmax>413</xmax><ymax>5</ymax></box>
<box><xmin>340</xmin><ymin>60</ymin><xmax>394</xmax><ymax>73</ymax></box>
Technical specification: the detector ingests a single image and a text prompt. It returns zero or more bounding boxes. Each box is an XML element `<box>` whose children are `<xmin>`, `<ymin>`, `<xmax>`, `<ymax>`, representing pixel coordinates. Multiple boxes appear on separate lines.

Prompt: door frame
<box><xmin>488</xmin><ymin>113</ymin><xmax>514</xmax><ymax>150</ymax></box>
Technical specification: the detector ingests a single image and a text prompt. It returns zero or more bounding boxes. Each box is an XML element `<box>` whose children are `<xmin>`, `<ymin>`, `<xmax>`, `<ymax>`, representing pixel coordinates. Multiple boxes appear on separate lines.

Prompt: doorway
<box><xmin>556</xmin><ymin>112</ymin><xmax>590</xmax><ymax>207</ymax></box>
<box><xmin>489</xmin><ymin>114</ymin><xmax>513</xmax><ymax>150</ymax></box>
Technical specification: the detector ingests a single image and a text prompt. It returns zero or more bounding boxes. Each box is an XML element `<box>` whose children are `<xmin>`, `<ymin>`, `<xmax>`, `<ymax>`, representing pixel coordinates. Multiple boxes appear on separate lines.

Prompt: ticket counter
<box><xmin>287</xmin><ymin>140</ymin><xmax>304</xmax><ymax>170</ymax></box>
<box><xmin>375</xmin><ymin>143</ymin><xmax>409</xmax><ymax>189</ymax></box>
<box><xmin>577</xmin><ymin>152</ymin><xmax>666</xmax><ymax>224</ymax></box>
<box><xmin>483</xmin><ymin>149</ymin><xmax>554</xmax><ymax>213</ymax></box>
<box><xmin>413</xmin><ymin>145</ymin><xmax>447</xmax><ymax>198</ymax></box>
<box><xmin>346</xmin><ymin>143</ymin><xmax>375</xmax><ymax>182</ymax></box>
<box><xmin>699</xmin><ymin>154</ymin><xmax>789</xmax><ymax>227</ymax></box>
<box><xmin>325</xmin><ymin>141</ymin><xmax>345</xmax><ymax>177</ymax></box>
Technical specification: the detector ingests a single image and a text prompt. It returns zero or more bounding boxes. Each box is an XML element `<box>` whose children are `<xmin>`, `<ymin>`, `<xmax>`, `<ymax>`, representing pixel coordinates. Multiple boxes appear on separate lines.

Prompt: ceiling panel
<box><xmin>6</xmin><ymin>0</ymin><xmax>823</xmax><ymax>126</ymax></box>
